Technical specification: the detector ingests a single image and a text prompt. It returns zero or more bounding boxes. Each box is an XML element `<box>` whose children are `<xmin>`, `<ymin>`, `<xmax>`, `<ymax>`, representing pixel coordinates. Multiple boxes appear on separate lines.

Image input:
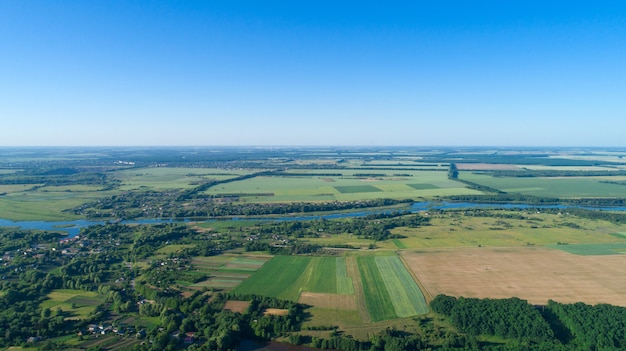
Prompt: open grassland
<box><xmin>40</xmin><ymin>289</ymin><xmax>103</xmax><ymax>320</ymax></box>
<box><xmin>389</xmin><ymin>212</ymin><xmax>626</xmax><ymax>249</ymax></box>
<box><xmin>0</xmin><ymin>184</ymin><xmax>42</xmax><ymax>194</ymax></box>
<box><xmin>153</xmin><ymin>244</ymin><xmax>195</xmax><ymax>255</ymax></box>
<box><xmin>203</xmin><ymin>171</ymin><xmax>480</xmax><ymax>203</ymax></box>
<box><xmin>404</xmin><ymin>246</ymin><xmax>626</xmax><ymax>306</ymax></box>
<box><xmin>0</xmin><ymin>192</ymin><xmax>102</xmax><ymax>221</ymax></box>
<box><xmin>461</xmin><ymin>172</ymin><xmax>626</xmax><ymax>197</ymax></box>
<box><xmin>114</xmin><ymin>167</ymin><xmax>254</xmax><ymax>191</ymax></box>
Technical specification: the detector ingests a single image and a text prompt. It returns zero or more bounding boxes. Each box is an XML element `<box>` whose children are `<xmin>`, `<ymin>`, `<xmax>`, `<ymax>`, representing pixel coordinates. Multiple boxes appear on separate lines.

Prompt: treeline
<box><xmin>547</xmin><ymin>300</ymin><xmax>626</xmax><ymax>350</ymax></box>
<box><xmin>431</xmin><ymin>295</ymin><xmax>554</xmax><ymax>343</ymax></box>
<box><xmin>454</xmin><ymin>178</ymin><xmax>506</xmax><ymax>194</ymax></box>
<box><xmin>446</xmin><ymin>193</ymin><xmax>626</xmax><ymax>210</ymax></box>
<box><xmin>183</xmin><ymin>198</ymin><xmax>414</xmax><ymax>218</ymax></box>
<box><xmin>0</xmin><ymin>171</ymin><xmax>117</xmax><ymax>188</ymax></box>
<box><xmin>423</xmin><ymin>153</ymin><xmax>624</xmax><ymax>166</ymax></box>
<box><xmin>176</xmin><ymin>170</ymin><xmax>276</xmax><ymax>201</ymax></box>
<box><xmin>430</xmin><ymin>294</ymin><xmax>626</xmax><ymax>350</ymax></box>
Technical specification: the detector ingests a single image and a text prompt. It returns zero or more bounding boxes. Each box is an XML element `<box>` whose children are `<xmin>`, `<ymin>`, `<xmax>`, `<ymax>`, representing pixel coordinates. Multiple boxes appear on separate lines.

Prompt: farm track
<box><xmin>399</xmin><ymin>254</ymin><xmax>433</xmax><ymax>304</ymax></box>
<box><xmin>345</xmin><ymin>256</ymin><xmax>371</xmax><ymax>323</ymax></box>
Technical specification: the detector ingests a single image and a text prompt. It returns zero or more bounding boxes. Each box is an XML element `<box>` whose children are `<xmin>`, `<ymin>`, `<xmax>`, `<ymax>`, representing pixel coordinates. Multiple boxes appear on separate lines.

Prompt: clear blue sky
<box><xmin>1</xmin><ymin>1</ymin><xmax>625</xmax><ymax>146</ymax></box>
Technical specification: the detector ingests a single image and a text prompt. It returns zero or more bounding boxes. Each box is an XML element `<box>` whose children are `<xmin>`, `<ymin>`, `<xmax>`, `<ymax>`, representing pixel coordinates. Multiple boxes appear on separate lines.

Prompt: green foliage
<box><xmin>431</xmin><ymin>295</ymin><xmax>554</xmax><ymax>343</ymax></box>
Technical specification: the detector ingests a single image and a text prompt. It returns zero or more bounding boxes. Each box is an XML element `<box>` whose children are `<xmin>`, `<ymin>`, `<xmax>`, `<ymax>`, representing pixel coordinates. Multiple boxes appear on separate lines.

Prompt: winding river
<box><xmin>1</xmin><ymin>201</ymin><xmax>625</xmax><ymax>238</ymax></box>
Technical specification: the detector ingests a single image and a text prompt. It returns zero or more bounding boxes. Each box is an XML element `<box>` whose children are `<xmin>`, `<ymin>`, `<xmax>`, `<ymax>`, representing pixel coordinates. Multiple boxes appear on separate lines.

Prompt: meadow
<box><xmin>387</xmin><ymin>212</ymin><xmax>626</xmax><ymax>249</ymax></box>
<box><xmin>40</xmin><ymin>289</ymin><xmax>103</xmax><ymax>320</ymax></box>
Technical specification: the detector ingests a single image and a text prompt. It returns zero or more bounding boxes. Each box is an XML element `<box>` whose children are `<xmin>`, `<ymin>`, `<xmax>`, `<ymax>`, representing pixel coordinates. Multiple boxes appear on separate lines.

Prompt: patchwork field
<box><xmin>203</xmin><ymin>171</ymin><xmax>480</xmax><ymax>202</ymax></box>
<box><xmin>114</xmin><ymin>167</ymin><xmax>253</xmax><ymax>191</ymax></box>
<box><xmin>403</xmin><ymin>247</ymin><xmax>626</xmax><ymax>306</ymax></box>
<box><xmin>190</xmin><ymin>254</ymin><xmax>269</xmax><ymax>290</ymax></box>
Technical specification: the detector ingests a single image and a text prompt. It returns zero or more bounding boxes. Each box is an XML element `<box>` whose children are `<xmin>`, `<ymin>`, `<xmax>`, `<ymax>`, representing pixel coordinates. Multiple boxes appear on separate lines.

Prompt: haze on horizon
<box><xmin>1</xmin><ymin>1</ymin><xmax>625</xmax><ymax>147</ymax></box>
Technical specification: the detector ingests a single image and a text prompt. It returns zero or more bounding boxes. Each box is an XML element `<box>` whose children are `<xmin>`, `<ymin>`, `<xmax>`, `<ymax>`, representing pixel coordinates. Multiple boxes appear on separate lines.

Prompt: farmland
<box><xmin>403</xmin><ymin>246</ymin><xmax>626</xmax><ymax>306</ymax></box>
<box><xmin>203</xmin><ymin>170</ymin><xmax>480</xmax><ymax>202</ymax></box>
<box><xmin>460</xmin><ymin>172</ymin><xmax>626</xmax><ymax>198</ymax></box>
<box><xmin>4</xmin><ymin>147</ymin><xmax>626</xmax><ymax>350</ymax></box>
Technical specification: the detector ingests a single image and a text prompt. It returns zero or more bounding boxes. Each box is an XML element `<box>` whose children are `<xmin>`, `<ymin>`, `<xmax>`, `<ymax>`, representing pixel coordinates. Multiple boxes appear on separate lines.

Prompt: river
<box><xmin>1</xmin><ymin>201</ymin><xmax>624</xmax><ymax>237</ymax></box>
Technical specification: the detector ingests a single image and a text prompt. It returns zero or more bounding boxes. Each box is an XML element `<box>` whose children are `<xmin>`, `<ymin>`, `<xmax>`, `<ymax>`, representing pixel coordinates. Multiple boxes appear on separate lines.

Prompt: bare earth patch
<box><xmin>299</xmin><ymin>292</ymin><xmax>357</xmax><ymax>310</ymax></box>
<box><xmin>264</xmin><ymin>308</ymin><xmax>289</xmax><ymax>316</ymax></box>
<box><xmin>456</xmin><ymin>163</ymin><xmax>520</xmax><ymax>170</ymax></box>
<box><xmin>403</xmin><ymin>247</ymin><xmax>626</xmax><ymax>306</ymax></box>
<box><xmin>224</xmin><ymin>300</ymin><xmax>251</xmax><ymax>313</ymax></box>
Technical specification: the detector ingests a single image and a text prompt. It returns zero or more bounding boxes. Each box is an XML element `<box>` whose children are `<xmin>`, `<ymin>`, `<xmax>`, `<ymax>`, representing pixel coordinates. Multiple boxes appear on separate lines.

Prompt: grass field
<box><xmin>388</xmin><ymin>213</ymin><xmax>626</xmax><ymax>249</ymax></box>
<box><xmin>233</xmin><ymin>256</ymin><xmax>311</xmax><ymax>300</ymax></box>
<box><xmin>374</xmin><ymin>256</ymin><xmax>428</xmax><ymax>316</ymax></box>
<box><xmin>461</xmin><ymin>172</ymin><xmax>626</xmax><ymax>198</ymax></box>
<box><xmin>40</xmin><ymin>289</ymin><xmax>103</xmax><ymax>320</ymax></box>
<box><xmin>357</xmin><ymin>256</ymin><xmax>397</xmax><ymax>321</ymax></box>
<box><xmin>0</xmin><ymin>188</ymin><xmax>117</xmax><ymax>221</ymax></box>
<box><xmin>114</xmin><ymin>167</ymin><xmax>253</xmax><ymax>191</ymax></box>
<box><xmin>403</xmin><ymin>246</ymin><xmax>626</xmax><ymax>307</ymax></box>
<box><xmin>233</xmin><ymin>256</ymin><xmax>356</xmax><ymax>301</ymax></box>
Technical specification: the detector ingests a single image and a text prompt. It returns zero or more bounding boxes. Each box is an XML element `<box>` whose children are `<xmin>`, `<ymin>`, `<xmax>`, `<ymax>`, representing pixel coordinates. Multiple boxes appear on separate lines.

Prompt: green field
<box><xmin>335</xmin><ymin>185</ymin><xmax>382</xmax><ymax>193</ymax></box>
<box><xmin>204</xmin><ymin>171</ymin><xmax>480</xmax><ymax>202</ymax></box>
<box><xmin>40</xmin><ymin>289</ymin><xmax>103</xmax><ymax>319</ymax></box>
<box><xmin>461</xmin><ymin>173</ymin><xmax>626</xmax><ymax>198</ymax></box>
<box><xmin>389</xmin><ymin>213</ymin><xmax>626</xmax><ymax>249</ymax></box>
<box><xmin>233</xmin><ymin>256</ymin><xmax>356</xmax><ymax>301</ymax></box>
<box><xmin>114</xmin><ymin>167</ymin><xmax>252</xmax><ymax>191</ymax></box>
<box><xmin>336</xmin><ymin>257</ymin><xmax>354</xmax><ymax>294</ymax></box>
<box><xmin>233</xmin><ymin>256</ymin><xmax>311</xmax><ymax>300</ymax></box>
<box><xmin>374</xmin><ymin>256</ymin><xmax>428</xmax><ymax>316</ymax></box>
<box><xmin>357</xmin><ymin>256</ymin><xmax>397</xmax><ymax>321</ymax></box>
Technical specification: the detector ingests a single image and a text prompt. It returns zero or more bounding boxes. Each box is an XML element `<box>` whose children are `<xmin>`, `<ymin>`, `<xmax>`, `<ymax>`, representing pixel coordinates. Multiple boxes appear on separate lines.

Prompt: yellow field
<box><xmin>404</xmin><ymin>247</ymin><xmax>626</xmax><ymax>306</ymax></box>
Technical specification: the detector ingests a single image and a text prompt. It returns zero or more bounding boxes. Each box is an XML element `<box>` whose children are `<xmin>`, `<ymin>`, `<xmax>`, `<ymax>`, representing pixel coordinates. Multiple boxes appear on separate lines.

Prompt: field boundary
<box><xmin>399</xmin><ymin>253</ymin><xmax>433</xmax><ymax>304</ymax></box>
<box><xmin>345</xmin><ymin>256</ymin><xmax>371</xmax><ymax>323</ymax></box>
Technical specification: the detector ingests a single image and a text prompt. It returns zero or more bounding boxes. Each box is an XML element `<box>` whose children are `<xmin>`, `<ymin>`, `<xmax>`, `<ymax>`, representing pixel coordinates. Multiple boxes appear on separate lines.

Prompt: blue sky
<box><xmin>1</xmin><ymin>1</ymin><xmax>625</xmax><ymax>146</ymax></box>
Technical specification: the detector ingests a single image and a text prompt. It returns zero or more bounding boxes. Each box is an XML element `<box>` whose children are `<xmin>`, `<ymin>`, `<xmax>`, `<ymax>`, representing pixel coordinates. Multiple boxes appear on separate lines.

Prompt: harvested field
<box><xmin>224</xmin><ymin>300</ymin><xmax>250</xmax><ymax>313</ymax></box>
<box><xmin>264</xmin><ymin>308</ymin><xmax>289</xmax><ymax>316</ymax></box>
<box><xmin>299</xmin><ymin>292</ymin><xmax>357</xmax><ymax>310</ymax></box>
<box><xmin>403</xmin><ymin>247</ymin><xmax>626</xmax><ymax>306</ymax></box>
